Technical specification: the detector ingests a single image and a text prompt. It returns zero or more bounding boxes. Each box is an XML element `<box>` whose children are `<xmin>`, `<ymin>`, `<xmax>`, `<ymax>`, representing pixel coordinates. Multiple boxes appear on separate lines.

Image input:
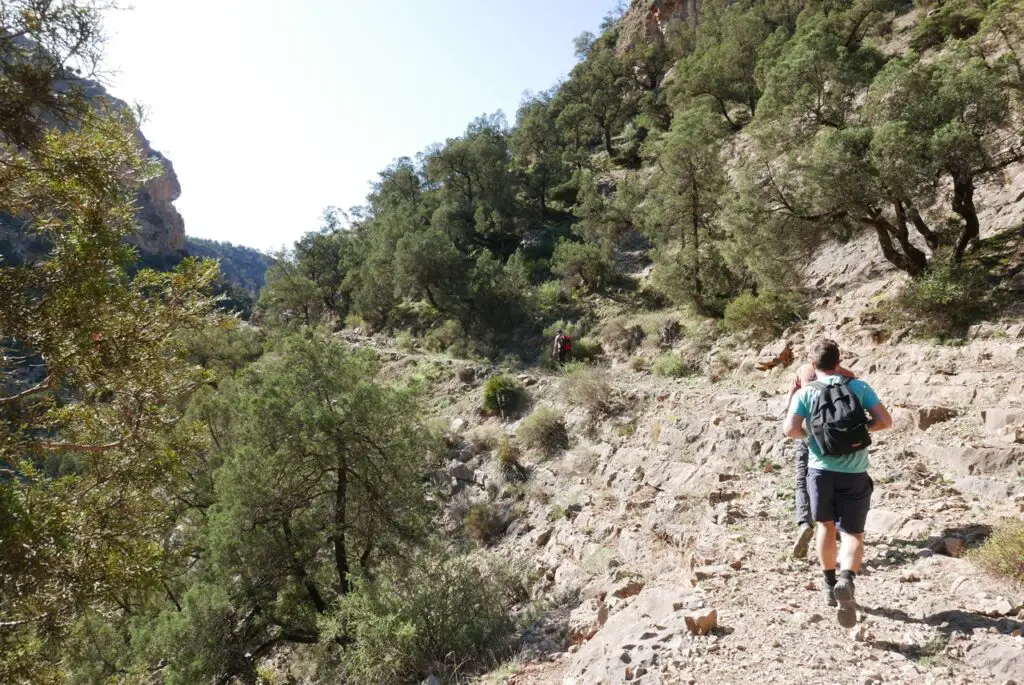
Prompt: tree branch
<box><xmin>0</xmin><ymin>375</ymin><xmax>54</xmax><ymax>405</ymax></box>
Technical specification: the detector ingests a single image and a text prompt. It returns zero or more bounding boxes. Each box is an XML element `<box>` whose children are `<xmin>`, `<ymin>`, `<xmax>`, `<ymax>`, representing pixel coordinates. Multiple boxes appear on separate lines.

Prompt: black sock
<box><xmin>840</xmin><ymin>570</ymin><xmax>856</xmax><ymax>582</ymax></box>
<box><xmin>823</xmin><ymin>569</ymin><xmax>837</xmax><ymax>586</ymax></box>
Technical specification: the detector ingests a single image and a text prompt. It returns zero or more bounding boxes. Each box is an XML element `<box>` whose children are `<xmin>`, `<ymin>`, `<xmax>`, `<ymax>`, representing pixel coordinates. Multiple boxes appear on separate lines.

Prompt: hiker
<box><xmin>787</xmin><ymin>361</ymin><xmax>857</xmax><ymax>560</ymax></box>
<box><xmin>783</xmin><ymin>339</ymin><xmax>892</xmax><ymax>627</ymax></box>
<box><xmin>553</xmin><ymin>329</ymin><xmax>572</xmax><ymax>364</ymax></box>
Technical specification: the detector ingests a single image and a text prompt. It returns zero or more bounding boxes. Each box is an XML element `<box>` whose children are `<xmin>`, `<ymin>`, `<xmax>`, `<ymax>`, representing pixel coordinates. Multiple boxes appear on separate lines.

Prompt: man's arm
<box><xmin>783</xmin><ymin>411</ymin><xmax>807</xmax><ymax>439</ymax></box>
<box><xmin>866</xmin><ymin>402</ymin><xmax>893</xmax><ymax>432</ymax></box>
<box><xmin>786</xmin><ymin>378</ymin><xmax>800</xmax><ymax>408</ymax></box>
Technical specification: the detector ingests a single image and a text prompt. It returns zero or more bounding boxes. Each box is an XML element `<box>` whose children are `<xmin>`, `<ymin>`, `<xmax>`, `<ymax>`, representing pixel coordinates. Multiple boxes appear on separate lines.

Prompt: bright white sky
<box><xmin>102</xmin><ymin>0</ymin><xmax>619</xmax><ymax>252</ymax></box>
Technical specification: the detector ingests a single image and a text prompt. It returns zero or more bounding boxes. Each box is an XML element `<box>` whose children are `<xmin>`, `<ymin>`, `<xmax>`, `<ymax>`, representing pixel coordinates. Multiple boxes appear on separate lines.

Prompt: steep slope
<box><xmin>345</xmin><ymin>195</ymin><xmax>1024</xmax><ymax>684</ymax></box>
<box><xmin>184</xmin><ymin>237</ymin><xmax>275</xmax><ymax>295</ymax></box>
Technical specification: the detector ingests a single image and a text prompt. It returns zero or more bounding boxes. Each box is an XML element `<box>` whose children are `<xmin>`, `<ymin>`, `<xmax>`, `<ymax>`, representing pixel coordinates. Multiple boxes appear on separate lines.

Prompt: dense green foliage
<box><xmin>0</xmin><ymin>3</ymin><xmax>223</xmax><ymax>681</ymax></box>
<box><xmin>6</xmin><ymin>1</ymin><xmax>1024</xmax><ymax>682</ymax></box>
<box><xmin>263</xmin><ymin>0</ymin><xmax>1023</xmax><ymax>350</ymax></box>
<box><xmin>722</xmin><ymin>290</ymin><xmax>807</xmax><ymax>343</ymax></box>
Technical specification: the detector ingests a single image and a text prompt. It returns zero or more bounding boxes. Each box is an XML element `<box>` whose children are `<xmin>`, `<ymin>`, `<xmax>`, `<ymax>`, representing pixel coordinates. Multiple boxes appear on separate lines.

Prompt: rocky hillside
<box><xmin>184</xmin><ymin>237</ymin><xmax>275</xmax><ymax>295</ymax></box>
<box><xmin>378</xmin><ymin>226</ymin><xmax>1024</xmax><ymax>685</ymax></box>
<box><xmin>315</xmin><ymin>165</ymin><xmax>1024</xmax><ymax>684</ymax></box>
<box><xmin>0</xmin><ymin>76</ymin><xmax>187</xmax><ymax>267</ymax></box>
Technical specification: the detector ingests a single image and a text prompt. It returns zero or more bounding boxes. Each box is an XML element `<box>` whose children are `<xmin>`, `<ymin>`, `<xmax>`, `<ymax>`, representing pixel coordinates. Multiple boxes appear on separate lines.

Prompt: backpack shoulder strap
<box><xmin>807</xmin><ymin>381</ymin><xmax>828</xmax><ymax>392</ymax></box>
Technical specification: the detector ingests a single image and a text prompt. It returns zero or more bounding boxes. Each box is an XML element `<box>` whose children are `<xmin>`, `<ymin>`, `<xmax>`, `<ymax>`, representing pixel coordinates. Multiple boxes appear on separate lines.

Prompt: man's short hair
<box><xmin>811</xmin><ymin>339</ymin><xmax>841</xmax><ymax>372</ymax></box>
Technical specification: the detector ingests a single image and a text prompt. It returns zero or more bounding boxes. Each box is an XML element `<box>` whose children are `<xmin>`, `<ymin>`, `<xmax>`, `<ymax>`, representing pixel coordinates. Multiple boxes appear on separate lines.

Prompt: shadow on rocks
<box><xmin>865</xmin><ymin>522</ymin><xmax>995</xmax><ymax>571</ymax></box>
<box><xmin>860</xmin><ymin>606</ymin><xmax>1019</xmax><ymax>638</ymax></box>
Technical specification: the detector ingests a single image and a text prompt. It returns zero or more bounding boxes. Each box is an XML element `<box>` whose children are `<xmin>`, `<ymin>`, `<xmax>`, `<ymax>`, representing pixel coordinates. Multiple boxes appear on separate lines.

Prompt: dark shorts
<box><xmin>807</xmin><ymin>469</ymin><xmax>874</xmax><ymax>535</ymax></box>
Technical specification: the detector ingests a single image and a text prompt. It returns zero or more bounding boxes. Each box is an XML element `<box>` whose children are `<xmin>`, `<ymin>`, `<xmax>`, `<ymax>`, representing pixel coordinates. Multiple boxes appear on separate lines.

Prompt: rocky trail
<box><xmin>418</xmin><ymin>323</ymin><xmax>1024</xmax><ymax>685</ymax></box>
<box><xmin>340</xmin><ymin>254</ymin><xmax>1024</xmax><ymax>685</ymax></box>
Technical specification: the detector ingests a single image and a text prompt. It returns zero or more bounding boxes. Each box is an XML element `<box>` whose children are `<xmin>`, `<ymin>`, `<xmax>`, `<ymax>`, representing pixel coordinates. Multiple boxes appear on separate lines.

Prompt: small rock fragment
<box><xmin>684</xmin><ymin>608</ymin><xmax>718</xmax><ymax>636</ymax></box>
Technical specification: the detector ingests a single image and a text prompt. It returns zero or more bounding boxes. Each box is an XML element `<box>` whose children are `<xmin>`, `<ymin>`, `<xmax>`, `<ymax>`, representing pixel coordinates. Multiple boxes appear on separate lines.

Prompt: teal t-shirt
<box><xmin>789</xmin><ymin>376</ymin><xmax>881</xmax><ymax>474</ymax></box>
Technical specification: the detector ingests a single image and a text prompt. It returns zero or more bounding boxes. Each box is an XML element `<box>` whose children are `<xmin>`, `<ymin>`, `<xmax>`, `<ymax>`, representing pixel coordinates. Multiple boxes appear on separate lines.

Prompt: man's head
<box><xmin>557</xmin><ymin>329</ymin><xmax>563</xmax><ymax>336</ymax></box>
<box><xmin>811</xmin><ymin>339</ymin><xmax>841</xmax><ymax>373</ymax></box>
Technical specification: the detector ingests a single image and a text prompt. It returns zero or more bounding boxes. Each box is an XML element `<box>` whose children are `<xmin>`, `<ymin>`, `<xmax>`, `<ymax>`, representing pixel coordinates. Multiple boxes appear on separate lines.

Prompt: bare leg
<box><xmin>816</xmin><ymin>521</ymin><xmax>838</xmax><ymax>570</ymax></box>
<box><xmin>838</xmin><ymin>531</ymin><xmax>865</xmax><ymax>573</ymax></box>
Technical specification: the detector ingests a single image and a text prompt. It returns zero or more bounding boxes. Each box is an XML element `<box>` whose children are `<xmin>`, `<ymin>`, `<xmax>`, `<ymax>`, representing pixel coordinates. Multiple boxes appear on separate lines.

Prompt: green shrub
<box><xmin>334</xmin><ymin>553</ymin><xmax>515</xmax><ymax>682</ymax></box>
<box><xmin>722</xmin><ymin>290</ymin><xmax>805</xmax><ymax>343</ymax></box>
<box><xmin>532</xmin><ymin>280</ymin><xmax>580</xmax><ymax>323</ymax></box>
<box><xmin>551</xmin><ymin>240</ymin><xmax>613</xmax><ymax>293</ymax></box>
<box><xmin>547</xmin><ymin>504</ymin><xmax>568</xmax><ymax>522</ymax></box>
<box><xmin>628</xmin><ymin>356</ymin><xmax>647</xmax><ymax>372</ymax></box>
<box><xmin>652</xmin><ymin>354</ymin><xmax>698</xmax><ymax>378</ymax></box>
<box><xmin>561</xmin><ymin>364</ymin><xmax>616</xmax><ymax>416</ymax></box>
<box><xmin>517</xmin><ymin>406</ymin><xmax>569</xmax><ymax>458</ymax></box>
<box><xmin>970</xmin><ymin>518</ymin><xmax>1024</xmax><ymax>585</ymax></box>
<box><xmin>601</xmin><ymin>316</ymin><xmax>646</xmax><ymax>354</ymax></box>
<box><xmin>482</xmin><ymin>375</ymin><xmax>527</xmax><ymax>416</ymax></box>
<box><xmin>572</xmin><ymin>336</ymin><xmax>603</xmax><ymax>362</ymax></box>
<box><xmin>423</xmin><ymin>319</ymin><xmax>466</xmax><ymax>355</ymax></box>
<box><xmin>465</xmin><ymin>503</ymin><xmax>509</xmax><ymax>545</ymax></box>
<box><xmin>496</xmin><ymin>437</ymin><xmax>528</xmax><ymax>483</ymax></box>
<box><xmin>885</xmin><ymin>263</ymin><xmax>994</xmax><ymax>339</ymax></box>
<box><xmin>542</xmin><ymin>319</ymin><xmax>589</xmax><ymax>343</ymax></box>
<box><xmin>910</xmin><ymin>0</ymin><xmax>983</xmax><ymax>51</ymax></box>
<box><xmin>395</xmin><ymin>330</ymin><xmax>415</xmax><ymax>352</ymax></box>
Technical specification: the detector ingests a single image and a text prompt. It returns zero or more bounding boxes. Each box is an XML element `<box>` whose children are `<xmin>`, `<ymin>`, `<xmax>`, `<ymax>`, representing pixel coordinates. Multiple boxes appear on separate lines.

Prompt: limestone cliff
<box><xmin>78</xmin><ymin>79</ymin><xmax>186</xmax><ymax>257</ymax></box>
<box><xmin>618</xmin><ymin>0</ymin><xmax>705</xmax><ymax>50</ymax></box>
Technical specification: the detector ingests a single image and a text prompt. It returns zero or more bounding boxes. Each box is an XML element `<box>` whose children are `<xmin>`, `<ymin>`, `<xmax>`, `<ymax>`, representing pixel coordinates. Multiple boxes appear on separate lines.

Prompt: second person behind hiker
<box><xmin>787</xmin><ymin>361</ymin><xmax>856</xmax><ymax>560</ymax></box>
<box><xmin>783</xmin><ymin>339</ymin><xmax>892</xmax><ymax>628</ymax></box>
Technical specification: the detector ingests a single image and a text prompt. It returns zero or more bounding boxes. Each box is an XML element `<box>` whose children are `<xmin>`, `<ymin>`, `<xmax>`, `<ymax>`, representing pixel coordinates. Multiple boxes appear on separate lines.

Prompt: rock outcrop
<box><xmin>618</xmin><ymin>0</ymin><xmax>705</xmax><ymax>50</ymax></box>
<box><xmin>0</xmin><ymin>77</ymin><xmax>185</xmax><ymax>265</ymax></box>
<box><xmin>78</xmin><ymin>79</ymin><xmax>186</xmax><ymax>257</ymax></box>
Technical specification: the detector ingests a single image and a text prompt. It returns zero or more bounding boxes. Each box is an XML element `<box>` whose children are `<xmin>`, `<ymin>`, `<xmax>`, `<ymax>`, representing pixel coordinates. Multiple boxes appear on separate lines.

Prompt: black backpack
<box><xmin>808</xmin><ymin>377</ymin><xmax>872</xmax><ymax>457</ymax></box>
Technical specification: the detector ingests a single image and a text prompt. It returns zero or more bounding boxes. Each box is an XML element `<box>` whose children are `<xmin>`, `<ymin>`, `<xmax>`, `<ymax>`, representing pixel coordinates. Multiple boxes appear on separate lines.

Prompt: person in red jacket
<box><xmin>552</xmin><ymin>330</ymin><xmax>572</xmax><ymax>364</ymax></box>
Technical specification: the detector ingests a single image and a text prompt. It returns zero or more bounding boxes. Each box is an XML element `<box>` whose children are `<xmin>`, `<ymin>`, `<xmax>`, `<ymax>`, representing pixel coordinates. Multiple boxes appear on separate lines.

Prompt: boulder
<box><xmin>973</xmin><ymin>641</ymin><xmax>1024</xmax><ymax>680</ymax></box>
<box><xmin>917</xmin><ymin>441</ymin><xmax>1024</xmax><ymax>475</ymax></box>
<box><xmin>567</xmin><ymin>599</ymin><xmax>609</xmax><ymax>646</ymax></box>
<box><xmin>756</xmin><ymin>341</ymin><xmax>794</xmax><ymax>372</ymax></box>
<box><xmin>954</xmin><ymin>476</ymin><xmax>1018</xmax><ymax>501</ymax></box>
<box><xmin>980</xmin><ymin>408</ymin><xmax>1024</xmax><ymax>436</ymax></box>
<box><xmin>609</xmin><ymin>578</ymin><xmax>645</xmax><ymax>600</ymax></box>
<box><xmin>917</xmin><ymin>406</ymin><xmax>959</xmax><ymax>431</ymax></box>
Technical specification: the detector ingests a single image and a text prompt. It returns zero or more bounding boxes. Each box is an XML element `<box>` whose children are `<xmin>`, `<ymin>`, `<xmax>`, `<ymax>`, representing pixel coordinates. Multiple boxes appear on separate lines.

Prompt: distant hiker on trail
<box><xmin>553</xmin><ymin>329</ymin><xmax>572</xmax><ymax>364</ymax></box>
<box><xmin>783</xmin><ymin>340</ymin><xmax>892</xmax><ymax>628</ymax></box>
<box><xmin>787</xmin><ymin>361</ymin><xmax>856</xmax><ymax>560</ymax></box>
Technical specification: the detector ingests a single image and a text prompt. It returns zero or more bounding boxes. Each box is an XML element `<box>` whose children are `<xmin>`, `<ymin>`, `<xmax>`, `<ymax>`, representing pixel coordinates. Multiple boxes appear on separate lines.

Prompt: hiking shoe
<box><xmin>833</xmin><ymin>577</ymin><xmax>857</xmax><ymax>628</ymax></box>
<box><xmin>821</xmin><ymin>580</ymin><xmax>837</xmax><ymax>608</ymax></box>
<box><xmin>793</xmin><ymin>523</ymin><xmax>814</xmax><ymax>559</ymax></box>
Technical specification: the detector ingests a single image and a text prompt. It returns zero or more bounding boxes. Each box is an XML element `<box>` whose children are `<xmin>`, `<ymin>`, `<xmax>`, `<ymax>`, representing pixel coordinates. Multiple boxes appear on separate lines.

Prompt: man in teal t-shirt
<box><xmin>783</xmin><ymin>340</ymin><xmax>892</xmax><ymax>628</ymax></box>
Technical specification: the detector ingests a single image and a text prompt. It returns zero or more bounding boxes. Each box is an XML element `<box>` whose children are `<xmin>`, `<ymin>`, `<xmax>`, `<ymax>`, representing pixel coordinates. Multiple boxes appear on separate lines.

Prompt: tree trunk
<box><xmin>603</xmin><ymin>126</ymin><xmax>614</xmax><ymax>157</ymax></box>
<box><xmin>951</xmin><ymin>174</ymin><xmax>980</xmax><ymax>263</ymax></box>
<box><xmin>716</xmin><ymin>96</ymin><xmax>741</xmax><ymax>132</ymax></box>
<box><xmin>888</xmin><ymin>202</ymin><xmax>930</xmax><ymax>273</ymax></box>
<box><xmin>868</xmin><ymin>216</ymin><xmax>927</xmax><ymax>277</ymax></box>
<box><xmin>904</xmin><ymin>201</ymin><xmax>939</xmax><ymax>251</ymax></box>
<box><xmin>335</xmin><ymin>462</ymin><xmax>350</xmax><ymax>596</ymax></box>
<box><xmin>691</xmin><ymin>172</ymin><xmax>707</xmax><ymax>316</ymax></box>
<box><xmin>282</xmin><ymin>519</ymin><xmax>328</xmax><ymax>613</ymax></box>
